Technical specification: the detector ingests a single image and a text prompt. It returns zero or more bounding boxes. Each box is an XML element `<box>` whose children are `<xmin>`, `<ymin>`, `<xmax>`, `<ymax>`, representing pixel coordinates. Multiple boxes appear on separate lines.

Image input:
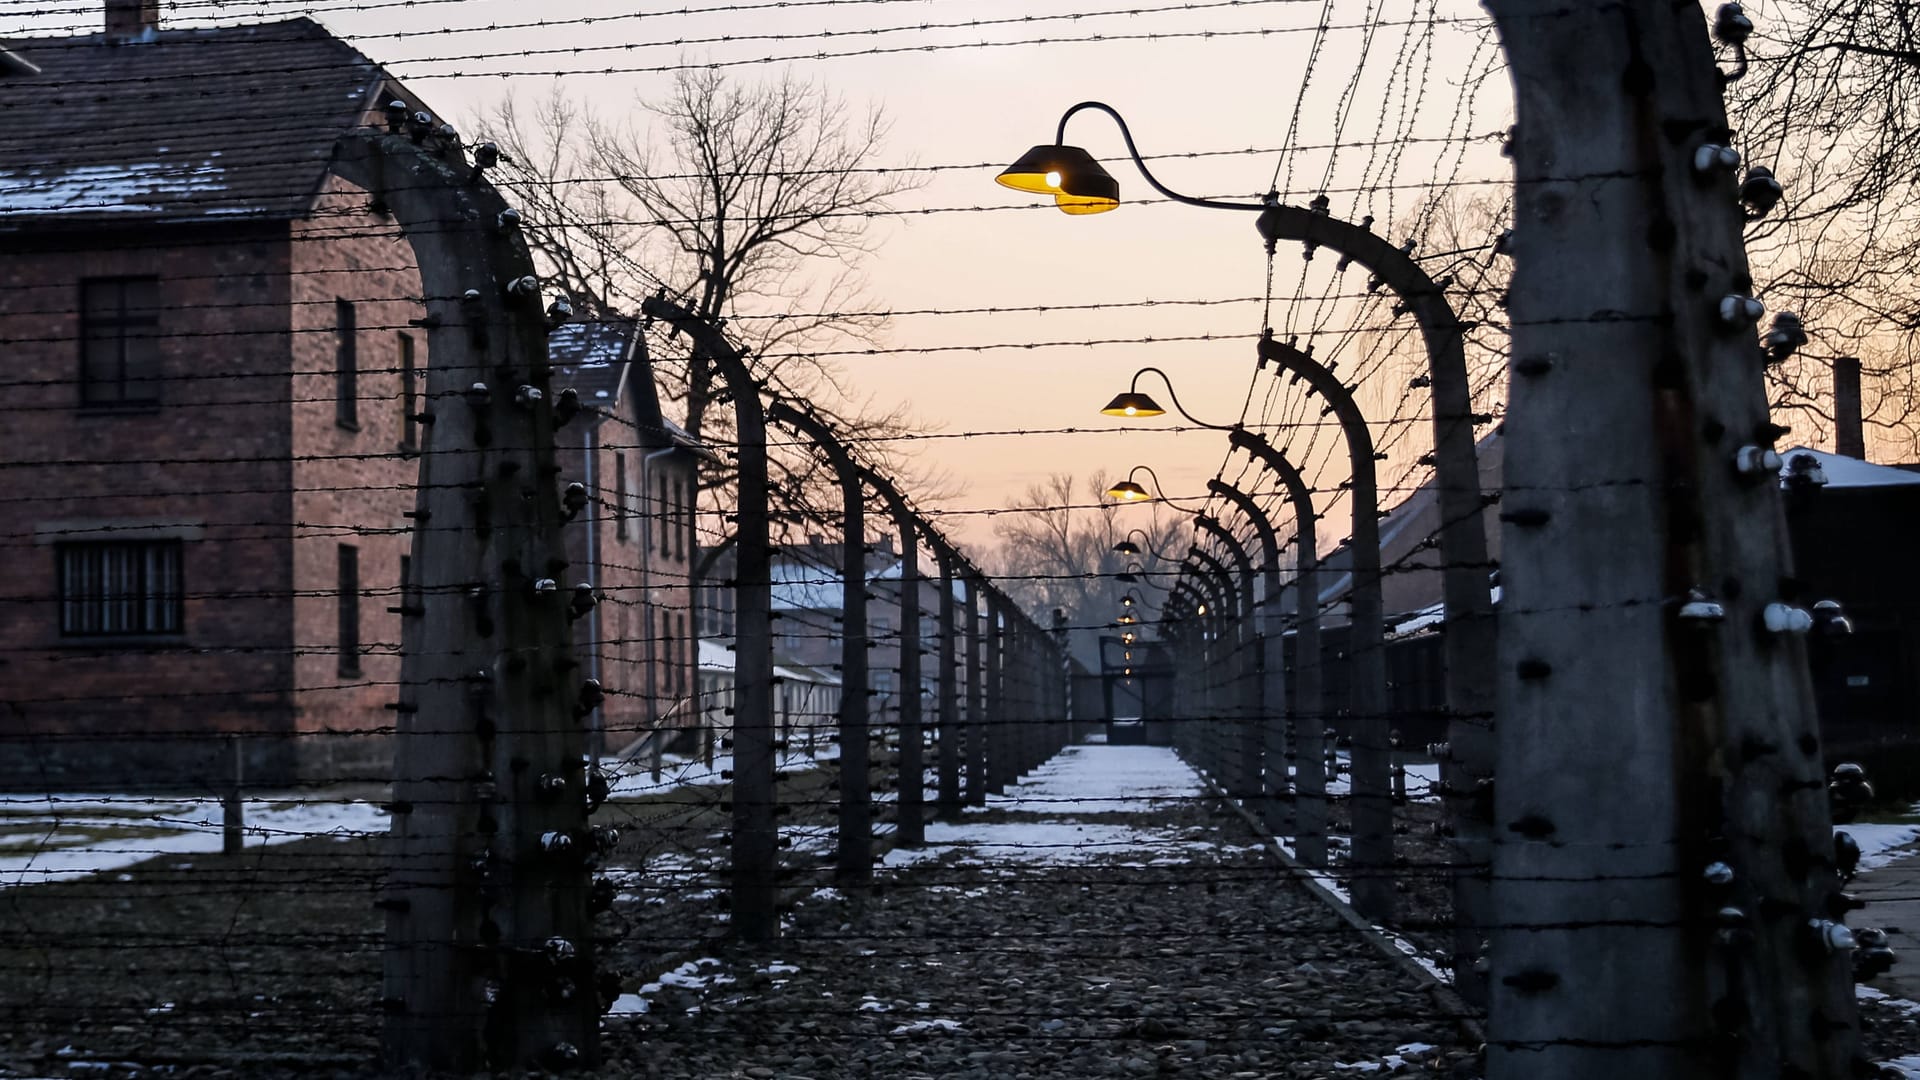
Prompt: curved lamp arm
<box><xmin>1058</xmin><ymin>101</ymin><xmax>1268</xmax><ymax>214</ymax></box>
<box><xmin>1117</xmin><ymin>463</ymin><xmax>1207</xmax><ymax>511</ymax></box>
<box><xmin>1125</xmin><ymin>366</ymin><xmax>1239</xmax><ymax>431</ymax></box>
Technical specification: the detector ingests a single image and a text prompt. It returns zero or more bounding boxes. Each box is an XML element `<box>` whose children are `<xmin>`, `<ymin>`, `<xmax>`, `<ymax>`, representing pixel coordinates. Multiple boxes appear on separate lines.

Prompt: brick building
<box><xmin>552</xmin><ymin>320</ymin><xmax>703</xmax><ymax>760</ymax></box>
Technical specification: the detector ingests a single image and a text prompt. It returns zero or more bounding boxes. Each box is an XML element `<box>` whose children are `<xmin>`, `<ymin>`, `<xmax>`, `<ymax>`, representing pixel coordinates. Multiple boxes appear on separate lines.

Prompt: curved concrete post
<box><xmin>1208</xmin><ymin>479</ymin><xmax>1285</xmax><ymax>822</ymax></box>
<box><xmin>335</xmin><ymin>130</ymin><xmax>601</xmax><ymax>1072</ymax></box>
<box><xmin>934</xmin><ymin>546</ymin><xmax>962</xmax><ymax>816</ymax></box>
<box><xmin>766</xmin><ymin>402</ymin><xmax>870</xmax><ymax>885</ymax></box>
<box><xmin>863</xmin><ymin>469</ymin><xmax>923</xmax><ymax>846</ymax></box>
<box><xmin>1195</xmin><ymin>514</ymin><xmax>1262</xmax><ymax>800</ymax></box>
<box><xmin>1230</xmin><ymin>428</ymin><xmax>1326</xmax><ymax>866</ymax></box>
<box><xmin>1255</xmin><ymin>334</ymin><xmax>1393</xmax><ymax>919</ymax></box>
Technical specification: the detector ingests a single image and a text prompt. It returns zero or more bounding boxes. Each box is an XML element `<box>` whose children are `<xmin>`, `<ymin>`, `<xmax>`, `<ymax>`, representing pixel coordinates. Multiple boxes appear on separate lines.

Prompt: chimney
<box><xmin>1833</xmin><ymin>355</ymin><xmax>1865</xmax><ymax>459</ymax></box>
<box><xmin>105</xmin><ymin>0</ymin><xmax>159</xmax><ymax>39</ymax></box>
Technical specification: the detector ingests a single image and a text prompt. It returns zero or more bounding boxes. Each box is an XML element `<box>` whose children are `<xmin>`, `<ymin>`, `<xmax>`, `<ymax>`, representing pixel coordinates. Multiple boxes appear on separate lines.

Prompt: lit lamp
<box><xmin>1113</xmin><ymin>539</ymin><xmax>1143</xmax><ymax>556</ymax></box>
<box><xmin>994</xmin><ymin>142</ymin><xmax>1119</xmax><ymax>215</ymax></box>
<box><xmin>1104</xmin><ymin>464</ymin><xmax>1202</xmax><ymax>509</ymax></box>
<box><xmin>1102</xmin><ymin>366</ymin><xmax>1234</xmax><ymax>431</ymax></box>
<box><xmin>998</xmin><ymin>101</ymin><xmax>1266</xmax><ymax>222</ymax></box>
<box><xmin>1107</xmin><ymin>478</ymin><xmax>1152</xmax><ymax>502</ymax></box>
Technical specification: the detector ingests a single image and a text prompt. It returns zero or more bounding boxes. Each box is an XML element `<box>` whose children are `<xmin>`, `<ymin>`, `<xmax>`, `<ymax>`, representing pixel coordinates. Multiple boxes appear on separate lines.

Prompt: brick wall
<box><xmin>0</xmin><ymin>224</ymin><xmax>300</xmax><ymax>789</ymax></box>
<box><xmin>286</xmin><ymin>175</ymin><xmax>427</xmax><ymax>782</ymax></box>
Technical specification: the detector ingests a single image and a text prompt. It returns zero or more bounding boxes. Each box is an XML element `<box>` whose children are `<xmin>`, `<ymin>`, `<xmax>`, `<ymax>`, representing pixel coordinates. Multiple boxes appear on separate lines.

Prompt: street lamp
<box><xmin>1003</xmin><ymin>95</ymin><xmax>1496</xmax><ymax>946</ymax></box>
<box><xmin>1104</xmin><ymin>464</ymin><xmax>1202</xmax><ymax>508</ymax></box>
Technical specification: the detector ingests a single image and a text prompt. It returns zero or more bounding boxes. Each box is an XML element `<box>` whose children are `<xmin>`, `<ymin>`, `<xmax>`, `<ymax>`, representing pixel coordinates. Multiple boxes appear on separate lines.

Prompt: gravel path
<box><xmin>599</xmin><ymin>743</ymin><xmax>1482</xmax><ymax>1078</ymax></box>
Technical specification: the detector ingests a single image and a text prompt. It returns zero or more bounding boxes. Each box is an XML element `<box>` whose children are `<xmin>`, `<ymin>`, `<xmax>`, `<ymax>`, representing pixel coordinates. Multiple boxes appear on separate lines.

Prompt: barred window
<box><xmin>58</xmin><ymin>540</ymin><xmax>183</xmax><ymax>636</ymax></box>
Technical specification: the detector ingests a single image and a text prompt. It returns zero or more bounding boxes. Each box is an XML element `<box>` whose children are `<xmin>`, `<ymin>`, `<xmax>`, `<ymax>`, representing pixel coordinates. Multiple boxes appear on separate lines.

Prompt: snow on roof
<box><xmin>0</xmin><ymin>19</ymin><xmax>396</xmax><ymax>224</ymax></box>
<box><xmin>771</xmin><ymin>559</ymin><xmax>845</xmax><ymax>612</ymax></box>
<box><xmin>698</xmin><ymin>639</ymin><xmax>735</xmax><ymax>673</ymax></box>
<box><xmin>1779</xmin><ymin>446</ymin><xmax>1920</xmax><ymax>489</ymax></box>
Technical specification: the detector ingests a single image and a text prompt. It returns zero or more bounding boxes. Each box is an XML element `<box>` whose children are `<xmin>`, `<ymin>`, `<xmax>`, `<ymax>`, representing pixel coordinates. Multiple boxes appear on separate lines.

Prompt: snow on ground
<box><xmin>0</xmin><ymin>794</ymin><xmax>387</xmax><ymax>889</ymax></box>
<box><xmin>1839</xmin><ymin>819</ymin><xmax>1920</xmax><ymax>873</ymax></box>
<box><xmin>602</xmin><ymin>743</ymin><xmax>844</xmax><ymax>799</ymax></box>
<box><xmin>978</xmin><ymin>744</ymin><xmax>1204</xmax><ymax>814</ymax></box>
<box><xmin>1324</xmin><ymin>753</ymin><xmax>1443</xmax><ymax>802</ymax></box>
<box><xmin>882</xmin><ymin>744</ymin><xmax>1232</xmax><ymax>870</ymax></box>
<box><xmin>1333</xmin><ymin>1042</ymin><xmax>1439</xmax><ymax>1072</ymax></box>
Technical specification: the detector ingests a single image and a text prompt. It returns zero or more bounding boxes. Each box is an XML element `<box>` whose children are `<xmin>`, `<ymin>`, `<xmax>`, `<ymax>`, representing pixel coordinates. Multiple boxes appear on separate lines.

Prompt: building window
<box><xmin>397</xmin><ymin>332</ymin><xmax>416</xmax><ymax>449</ymax></box>
<box><xmin>338</xmin><ymin>544</ymin><xmax>361</xmax><ymax>676</ymax></box>
<box><xmin>57</xmin><ymin>540</ymin><xmax>182</xmax><ymax>636</ymax></box>
<box><xmin>614</xmin><ymin>452</ymin><xmax>629</xmax><ymax>541</ymax></box>
<box><xmin>80</xmin><ymin>277</ymin><xmax>160</xmax><ymax>406</ymax></box>
<box><xmin>657</xmin><ymin>474</ymin><xmax>671</xmax><ymax>553</ymax></box>
<box><xmin>335</xmin><ymin>300</ymin><xmax>358</xmax><ymax>430</ymax></box>
<box><xmin>673</xmin><ymin>479</ymin><xmax>687</xmax><ymax>559</ymax></box>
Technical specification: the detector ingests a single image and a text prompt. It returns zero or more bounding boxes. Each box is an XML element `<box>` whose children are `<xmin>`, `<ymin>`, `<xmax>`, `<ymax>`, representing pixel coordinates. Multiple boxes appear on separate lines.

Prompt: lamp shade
<box><xmin>1105</xmin><ymin>480</ymin><xmax>1152</xmax><ymax>502</ymax></box>
<box><xmin>1116</xmin><ymin>571</ymin><xmax>1138</xmax><ymax>583</ymax></box>
<box><xmin>1101</xmin><ymin>391</ymin><xmax>1166</xmax><ymax>418</ymax></box>
<box><xmin>995</xmin><ymin>144</ymin><xmax>1119</xmax><ymax>214</ymax></box>
<box><xmin>1113</xmin><ymin>540</ymin><xmax>1141</xmax><ymax>556</ymax></box>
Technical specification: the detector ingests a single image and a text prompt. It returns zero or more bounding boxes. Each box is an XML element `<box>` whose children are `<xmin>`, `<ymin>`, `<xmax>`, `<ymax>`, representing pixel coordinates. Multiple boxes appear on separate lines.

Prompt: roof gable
<box><xmin>0</xmin><ymin>19</ymin><xmax>399</xmax><ymax>223</ymax></box>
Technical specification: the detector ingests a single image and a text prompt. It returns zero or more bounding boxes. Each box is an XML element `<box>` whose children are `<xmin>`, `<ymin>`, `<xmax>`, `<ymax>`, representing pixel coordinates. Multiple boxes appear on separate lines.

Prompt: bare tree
<box><xmin>479</xmin><ymin>69</ymin><xmax>925</xmax><ymax>451</ymax></box>
<box><xmin>1728</xmin><ymin>1</ymin><xmax>1920</xmax><ymax>454</ymax></box>
<box><xmin>989</xmin><ymin>473</ymin><xmax>1189</xmax><ymax>668</ymax></box>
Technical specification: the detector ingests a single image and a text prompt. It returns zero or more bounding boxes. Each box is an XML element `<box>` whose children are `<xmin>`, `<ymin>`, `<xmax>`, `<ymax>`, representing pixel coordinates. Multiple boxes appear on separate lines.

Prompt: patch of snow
<box><xmin>1839</xmin><ymin>822</ymin><xmax>1920</xmax><ymax>873</ymax></box>
<box><xmin>0</xmin><ymin>794</ymin><xmax>387</xmax><ymax>889</ymax></box>
<box><xmin>889</xmin><ymin>1017</ymin><xmax>964</xmax><ymax>1035</ymax></box>
<box><xmin>0</xmin><ymin>160</ymin><xmax>227</xmax><ymax>215</ymax></box>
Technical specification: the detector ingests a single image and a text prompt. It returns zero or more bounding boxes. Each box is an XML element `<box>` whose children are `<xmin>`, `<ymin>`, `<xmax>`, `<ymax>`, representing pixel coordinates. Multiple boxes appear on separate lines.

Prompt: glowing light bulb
<box><xmin>1123</xmin><ymin>405</ymin><xmax>1137</xmax><ymax>416</ymax></box>
<box><xmin>1044</xmin><ymin>170</ymin><xmax>1063</xmax><ymax>188</ymax></box>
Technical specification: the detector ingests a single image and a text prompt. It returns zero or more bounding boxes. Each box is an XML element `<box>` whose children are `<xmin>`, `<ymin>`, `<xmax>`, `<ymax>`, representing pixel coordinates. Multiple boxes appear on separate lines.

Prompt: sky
<box><xmin>7</xmin><ymin>0</ymin><xmax>1514</xmax><ymax>553</ymax></box>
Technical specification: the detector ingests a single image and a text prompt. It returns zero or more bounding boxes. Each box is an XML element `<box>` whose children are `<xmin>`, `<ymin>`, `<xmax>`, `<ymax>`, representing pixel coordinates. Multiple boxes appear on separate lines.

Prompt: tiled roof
<box><xmin>0</xmin><ymin>19</ymin><xmax>406</xmax><ymax>224</ymax></box>
<box><xmin>550</xmin><ymin>320</ymin><xmax>636</xmax><ymax>407</ymax></box>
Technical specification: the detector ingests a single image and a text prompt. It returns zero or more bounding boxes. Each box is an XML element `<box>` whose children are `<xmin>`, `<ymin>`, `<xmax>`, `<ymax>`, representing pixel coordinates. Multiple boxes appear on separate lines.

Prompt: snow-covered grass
<box><xmin>0</xmin><ymin>794</ymin><xmax>386</xmax><ymax>889</ymax></box>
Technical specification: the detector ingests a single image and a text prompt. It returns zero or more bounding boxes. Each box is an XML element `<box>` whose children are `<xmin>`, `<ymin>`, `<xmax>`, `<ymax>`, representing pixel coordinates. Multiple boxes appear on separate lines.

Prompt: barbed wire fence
<box><xmin>0</xmin><ymin>1</ymin><xmax>1906</xmax><ymax>1078</ymax></box>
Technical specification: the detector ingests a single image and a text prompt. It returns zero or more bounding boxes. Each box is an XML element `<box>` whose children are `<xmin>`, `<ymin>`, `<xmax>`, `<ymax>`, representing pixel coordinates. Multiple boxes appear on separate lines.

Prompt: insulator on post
<box><xmin>1836</xmin><ymin>830</ymin><xmax>1863</xmax><ymax>879</ymax></box>
<box><xmin>1781</xmin><ymin>451</ymin><xmax>1829</xmax><ymax>490</ymax></box>
<box><xmin>506</xmin><ymin>275</ymin><xmax>541</xmax><ymax>304</ymax></box>
<box><xmin>1763</xmin><ymin>311</ymin><xmax>1807</xmax><ymax>363</ymax></box>
<box><xmin>533</xmin><ymin>578</ymin><xmax>559</xmax><ymax>596</ymax></box>
<box><xmin>546</xmin><ymin>296</ymin><xmax>574</xmax><ymax>330</ymax></box>
<box><xmin>575</xmin><ymin>679</ymin><xmax>605</xmax><ymax>718</ymax></box>
<box><xmin>1407</xmin><ymin>374</ymin><xmax>1432</xmax><ymax>390</ymax></box>
<box><xmin>407</xmin><ymin>110</ymin><xmax>434</xmax><ymax>144</ymax></box>
<box><xmin>463</xmin><ymin>382</ymin><xmax>490</xmax><ymax>410</ymax></box>
<box><xmin>1740</xmin><ymin>165</ymin><xmax>1783</xmax><ymax>219</ymax></box>
<box><xmin>1809</xmin><ymin>918</ymin><xmax>1857</xmax><ymax>954</ymax></box>
<box><xmin>468</xmin><ymin>141</ymin><xmax>500</xmax><ymax>183</ymax></box>
<box><xmin>514</xmin><ymin>384</ymin><xmax>543</xmax><ymax>409</ymax></box>
<box><xmin>562</xmin><ymin>482</ymin><xmax>589</xmax><ymax>522</ymax></box>
<box><xmin>1718</xmin><ymin>293</ymin><xmax>1765</xmax><ymax>328</ymax></box>
<box><xmin>1703</xmin><ymin>861</ymin><xmax>1736</xmax><ymax>887</ymax></box>
<box><xmin>1763</xmin><ymin>602</ymin><xmax>1814</xmax><ymax>634</ymax></box>
<box><xmin>1813</xmin><ymin>599</ymin><xmax>1854</xmax><ymax>636</ymax></box>
<box><xmin>1715</xmin><ymin>905</ymin><xmax>1754</xmax><ymax>948</ymax></box>
<box><xmin>1677</xmin><ymin>588</ymin><xmax>1726</xmax><ymax>623</ymax></box>
<box><xmin>1692</xmin><ymin>143</ymin><xmax>1741</xmax><ymax>176</ymax></box>
<box><xmin>1734</xmin><ymin>444</ymin><xmax>1781</xmax><ymax>478</ymax></box>
<box><xmin>1713</xmin><ymin>3</ymin><xmax>1753</xmax><ymax>46</ymax></box>
<box><xmin>540</xmin><ymin>831</ymin><xmax>574</xmax><ymax>858</ymax></box>
<box><xmin>384</xmin><ymin>99</ymin><xmax>409</xmax><ymax>134</ymax></box>
<box><xmin>495</xmin><ymin>208</ymin><xmax>522</xmax><ymax>232</ymax></box>
<box><xmin>568</xmin><ymin>582</ymin><xmax>597</xmax><ymax>621</ymax></box>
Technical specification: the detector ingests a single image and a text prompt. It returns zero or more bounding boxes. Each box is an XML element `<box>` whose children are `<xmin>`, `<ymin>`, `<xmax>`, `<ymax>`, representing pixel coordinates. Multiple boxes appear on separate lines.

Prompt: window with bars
<box><xmin>80</xmin><ymin>277</ymin><xmax>161</xmax><ymax>406</ymax></box>
<box><xmin>57</xmin><ymin>540</ymin><xmax>183</xmax><ymax>637</ymax></box>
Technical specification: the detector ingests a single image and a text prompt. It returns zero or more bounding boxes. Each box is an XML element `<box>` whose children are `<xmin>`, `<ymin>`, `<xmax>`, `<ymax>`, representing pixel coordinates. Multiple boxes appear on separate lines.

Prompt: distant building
<box><xmin>552</xmin><ymin>321</ymin><xmax>704</xmax><ymax>760</ymax></box>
